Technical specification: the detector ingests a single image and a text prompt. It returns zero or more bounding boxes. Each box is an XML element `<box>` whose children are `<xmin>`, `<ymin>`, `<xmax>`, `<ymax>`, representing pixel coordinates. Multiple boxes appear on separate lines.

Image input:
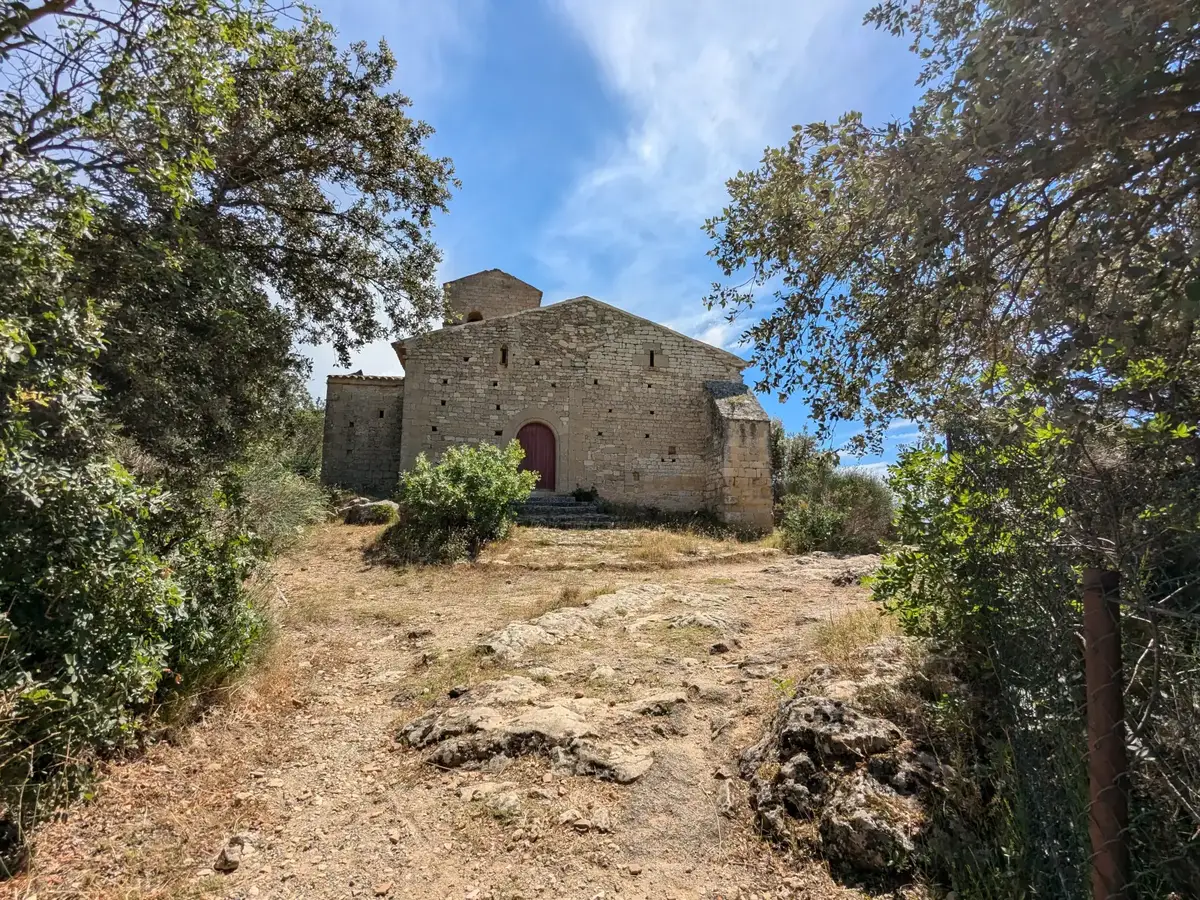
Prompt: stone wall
<box><xmin>704</xmin><ymin>382</ymin><xmax>774</xmax><ymax>530</ymax></box>
<box><xmin>321</xmin><ymin>375</ymin><xmax>405</xmax><ymax>497</ymax></box>
<box><xmin>443</xmin><ymin>269</ymin><xmax>542</xmax><ymax>324</ymax></box>
<box><xmin>396</xmin><ymin>297</ymin><xmax>768</xmax><ymax>519</ymax></box>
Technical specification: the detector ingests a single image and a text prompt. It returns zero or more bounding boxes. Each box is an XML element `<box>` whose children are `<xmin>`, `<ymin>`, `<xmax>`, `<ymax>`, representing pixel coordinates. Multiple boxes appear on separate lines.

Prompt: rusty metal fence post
<box><xmin>1083</xmin><ymin>568</ymin><xmax>1129</xmax><ymax>900</ymax></box>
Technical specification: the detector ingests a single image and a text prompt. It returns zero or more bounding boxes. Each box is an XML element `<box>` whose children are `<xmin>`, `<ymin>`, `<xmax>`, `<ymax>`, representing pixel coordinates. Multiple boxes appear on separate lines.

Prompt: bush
<box><xmin>0</xmin><ymin>221</ymin><xmax>265</xmax><ymax>870</ymax></box>
<box><xmin>779</xmin><ymin>469</ymin><xmax>894</xmax><ymax>554</ymax></box>
<box><xmin>380</xmin><ymin>441</ymin><xmax>536</xmax><ymax>564</ymax></box>
<box><xmin>236</xmin><ymin>452</ymin><xmax>328</xmax><ymax>554</ymax></box>
<box><xmin>876</xmin><ymin>414</ymin><xmax>1200</xmax><ymax>897</ymax></box>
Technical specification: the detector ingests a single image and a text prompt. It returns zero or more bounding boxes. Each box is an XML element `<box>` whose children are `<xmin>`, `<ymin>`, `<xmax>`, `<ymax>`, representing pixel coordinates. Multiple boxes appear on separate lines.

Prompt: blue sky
<box><xmin>303</xmin><ymin>0</ymin><xmax>926</xmax><ymax>470</ymax></box>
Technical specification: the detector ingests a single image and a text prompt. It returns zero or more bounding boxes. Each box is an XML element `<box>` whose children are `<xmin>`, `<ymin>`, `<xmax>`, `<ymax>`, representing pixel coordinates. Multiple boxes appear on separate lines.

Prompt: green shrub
<box><xmin>0</xmin><ymin>221</ymin><xmax>264</xmax><ymax>869</ymax></box>
<box><xmin>381</xmin><ymin>441</ymin><xmax>536</xmax><ymax>564</ymax></box>
<box><xmin>236</xmin><ymin>453</ymin><xmax>328</xmax><ymax>554</ymax></box>
<box><xmin>779</xmin><ymin>469</ymin><xmax>894</xmax><ymax>554</ymax></box>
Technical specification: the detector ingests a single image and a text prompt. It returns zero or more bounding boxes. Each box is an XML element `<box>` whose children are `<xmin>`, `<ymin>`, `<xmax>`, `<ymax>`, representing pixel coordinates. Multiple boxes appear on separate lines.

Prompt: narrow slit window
<box><xmin>649</xmin><ymin>350</ymin><xmax>655</xmax><ymax>368</ymax></box>
<box><xmin>500</xmin><ymin>346</ymin><xmax>508</xmax><ymax>366</ymax></box>
<box><xmin>378</xmin><ymin>410</ymin><xmax>384</xmax><ymax>418</ymax></box>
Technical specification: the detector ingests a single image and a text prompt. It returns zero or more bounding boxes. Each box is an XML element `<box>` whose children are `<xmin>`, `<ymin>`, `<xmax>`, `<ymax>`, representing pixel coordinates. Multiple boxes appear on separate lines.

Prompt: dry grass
<box><xmin>7</xmin><ymin>630</ymin><xmax>308</xmax><ymax>900</ymax></box>
<box><xmin>630</xmin><ymin>530</ymin><xmax>703</xmax><ymax>565</ymax></box>
<box><xmin>652</xmin><ymin>622</ymin><xmax>719</xmax><ymax>655</ymax></box>
<box><xmin>525</xmin><ymin>583</ymin><xmax>616</xmax><ymax>619</ymax></box>
<box><xmin>758</xmin><ymin>529</ymin><xmax>785</xmax><ymax>550</ymax></box>
<box><xmin>812</xmin><ymin>606</ymin><xmax>898</xmax><ymax>665</ymax></box>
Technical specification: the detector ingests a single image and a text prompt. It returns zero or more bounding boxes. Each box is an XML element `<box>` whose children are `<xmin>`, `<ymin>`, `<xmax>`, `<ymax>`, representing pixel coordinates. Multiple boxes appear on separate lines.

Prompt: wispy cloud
<box><xmin>322</xmin><ymin>0</ymin><xmax>485</xmax><ymax>105</ymax></box>
<box><xmin>539</xmin><ymin>0</ymin><xmax>878</xmax><ymax>348</ymax></box>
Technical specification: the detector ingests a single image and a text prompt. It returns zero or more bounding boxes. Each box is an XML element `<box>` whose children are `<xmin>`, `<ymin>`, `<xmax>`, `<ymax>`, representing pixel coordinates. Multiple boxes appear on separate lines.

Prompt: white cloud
<box><xmin>839</xmin><ymin>461</ymin><xmax>891</xmax><ymax>481</ymax></box>
<box><xmin>539</xmin><ymin>0</ymin><xmax>881</xmax><ymax>345</ymax></box>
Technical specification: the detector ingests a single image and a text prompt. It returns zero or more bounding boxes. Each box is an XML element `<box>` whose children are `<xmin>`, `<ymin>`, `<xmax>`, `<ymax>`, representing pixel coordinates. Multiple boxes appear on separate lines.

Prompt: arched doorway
<box><xmin>516</xmin><ymin>422</ymin><xmax>556</xmax><ymax>490</ymax></box>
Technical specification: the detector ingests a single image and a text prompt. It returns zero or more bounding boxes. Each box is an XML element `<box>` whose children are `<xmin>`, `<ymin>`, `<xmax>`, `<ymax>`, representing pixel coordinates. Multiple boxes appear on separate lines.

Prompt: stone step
<box><xmin>521</xmin><ymin>494</ymin><xmax>595</xmax><ymax>508</ymax></box>
<box><xmin>515</xmin><ymin>513</ymin><xmax>619</xmax><ymax>529</ymax></box>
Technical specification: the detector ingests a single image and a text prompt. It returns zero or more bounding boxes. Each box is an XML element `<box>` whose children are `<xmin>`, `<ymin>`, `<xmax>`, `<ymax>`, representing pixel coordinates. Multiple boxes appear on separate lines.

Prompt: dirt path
<box><xmin>10</xmin><ymin>525</ymin><xmax>884</xmax><ymax>900</ymax></box>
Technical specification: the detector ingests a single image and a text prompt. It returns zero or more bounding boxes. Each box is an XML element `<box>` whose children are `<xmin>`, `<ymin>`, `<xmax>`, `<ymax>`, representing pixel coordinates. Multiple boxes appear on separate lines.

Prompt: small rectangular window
<box><xmin>593</xmin><ymin>379</ymin><xmax>599</xmax><ymax>385</ymax></box>
<box><xmin>442</xmin><ymin>378</ymin><xmax>448</xmax><ymax>385</ymax></box>
<box><xmin>349</xmin><ymin>421</ymin><xmax>355</xmax><ymax>428</ymax></box>
<box><xmin>668</xmin><ymin>445</ymin><xmax>677</xmax><ymax>455</ymax></box>
<box><xmin>493</xmin><ymin>380</ymin><xmax>499</xmax><ymax>387</ymax></box>
<box><xmin>644</xmin><ymin>433</ymin><xmax>650</xmax><ymax>439</ymax></box>
<box><xmin>649</xmin><ymin>350</ymin><xmax>655</xmax><ymax>367</ymax></box>
<box><xmin>500</xmin><ymin>347</ymin><xmax>508</xmax><ymax>366</ymax></box>
<box><xmin>534</xmin><ymin>359</ymin><xmax>540</xmax><ymax>366</ymax></box>
<box><xmin>431</xmin><ymin>426</ymin><xmax>438</xmax><ymax>432</ymax></box>
<box><xmin>494</xmin><ymin>430</ymin><xmax>503</xmax><ymax>436</ymax></box>
<box><xmin>551</xmin><ymin>382</ymin><xmax>556</xmax><ymax>388</ymax></box>
<box><xmin>440</xmin><ymin>399</ymin><xmax>446</xmax><ymax>406</ymax></box>
<box><xmin>597</xmin><ymin>431</ymin><xmax>603</xmax><ymax>437</ymax></box>
<box><xmin>495</xmin><ymin>404</ymin><xmax>501</xmax><ymax>410</ymax></box>
<box><xmin>378</xmin><ymin>410</ymin><xmax>384</xmax><ymax>418</ymax></box>
<box><xmin>463</xmin><ymin>356</ymin><xmax>470</xmax><ymax>362</ymax></box>
<box><xmin>649</xmin><ymin>410</ymin><xmax>654</xmax><ymax>415</ymax></box>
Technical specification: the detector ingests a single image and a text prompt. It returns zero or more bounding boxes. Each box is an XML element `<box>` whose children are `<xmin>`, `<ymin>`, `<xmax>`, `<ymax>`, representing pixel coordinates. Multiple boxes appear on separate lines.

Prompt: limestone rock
<box><xmin>777</xmin><ymin>697</ymin><xmax>902</xmax><ymax>760</ymax></box>
<box><xmin>214</xmin><ymin>836</ymin><xmax>244</xmax><ymax>873</ymax></box>
<box><xmin>343</xmin><ymin>500</ymin><xmax>398</xmax><ymax>526</ymax></box>
<box><xmin>478</xmin><ymin>585</ymin><xmax>666</xmax><ymax>662</ymax></box>
<box><xmin>396</xmin><ymin>678</ymin><xmax>656</xmax><ymax>784</ymax></box>
<box><xmin>484</xmin><ymin>791</ymin><xmax>523</xmax><ymax>822</ymax></box>
<box><xmin>569</xmin><ymin>741</ymin><xmax>653</xmax><ymax>784</ymax></box>
<box><xmin>818</xmin><ymin>772</ymin><xmax>921</xmax><ymax>873</ymax></box>
<box><xmin>590</xmin><ymin>806</ymin><xmax>613</xmax><ymax>833</ymax></box>
<box><xmin>738</xmin><ymin>694</ymin><xmax>926</xmax><ymax>876</ymax></box>
<box><xmin>619</xmin><ymin>692</ymin><xmax>687</xmax><ymax>717</ymax></box>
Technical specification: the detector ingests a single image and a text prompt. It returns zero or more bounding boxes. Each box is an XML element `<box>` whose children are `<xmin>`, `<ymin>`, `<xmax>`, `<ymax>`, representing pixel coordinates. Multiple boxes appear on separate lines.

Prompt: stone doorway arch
<box><xmin>516</xmin><ymin>422</ymin><xmax>556</xmax><ymax>491</ymax></box>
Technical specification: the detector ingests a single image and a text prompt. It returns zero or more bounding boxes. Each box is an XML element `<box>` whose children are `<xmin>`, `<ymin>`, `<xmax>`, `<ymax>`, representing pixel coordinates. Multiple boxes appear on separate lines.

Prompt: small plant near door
<box><xmin>379</xmin><ymin>441</ymin><xmax>536</xmax><ymax>563</ymax></box>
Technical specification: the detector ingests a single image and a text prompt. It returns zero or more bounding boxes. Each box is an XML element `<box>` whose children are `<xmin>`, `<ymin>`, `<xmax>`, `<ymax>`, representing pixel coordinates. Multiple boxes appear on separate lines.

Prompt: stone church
<box><xmin>320</xmin><ymin>269</ymin><xmax>773</xmax><ymax>529</ymax></box>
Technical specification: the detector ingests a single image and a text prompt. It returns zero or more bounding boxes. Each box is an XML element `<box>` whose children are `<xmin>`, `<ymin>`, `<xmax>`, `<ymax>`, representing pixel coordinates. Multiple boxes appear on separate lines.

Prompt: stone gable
<box><xmin>442</xmin><ymin>269</ymin><xmax>542</xmax><ymax>324</ymax></box>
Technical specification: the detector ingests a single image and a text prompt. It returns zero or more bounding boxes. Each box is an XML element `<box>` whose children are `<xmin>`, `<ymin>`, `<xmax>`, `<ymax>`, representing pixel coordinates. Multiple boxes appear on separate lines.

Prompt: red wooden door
<box><xmin>516</xmin><ymin>422</ymin><xmax>556</xmax><ymax>490</ymax></box>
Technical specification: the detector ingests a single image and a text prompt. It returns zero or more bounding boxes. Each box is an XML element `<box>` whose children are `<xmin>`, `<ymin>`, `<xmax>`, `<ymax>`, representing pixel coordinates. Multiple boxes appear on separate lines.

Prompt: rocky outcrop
<box><xmin>476</xmin><ymin>585</ymin><xmax>736</xmax><ymax>662</ymax></box>
<box><xmin>398</xmin><ymin>676</ymin><xmax>657</xmax><ymax>784</ymax></box>
<box><xmin>343</xmin><ymin>499</ymin><xmax>399</xmax><ymax>525</ymax></box>
<box><xmin>740</xmin><ymin>695</ymin><xmax>936</xmax><ymax>875</ymax></box>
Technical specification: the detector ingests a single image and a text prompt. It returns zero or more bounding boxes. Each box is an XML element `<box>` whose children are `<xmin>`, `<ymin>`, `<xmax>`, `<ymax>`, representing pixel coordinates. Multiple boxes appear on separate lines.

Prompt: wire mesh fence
<box><xmin>937</xmin><ymin>421</ymin><xmax>1200</xmax><ymax>899</ymax></box>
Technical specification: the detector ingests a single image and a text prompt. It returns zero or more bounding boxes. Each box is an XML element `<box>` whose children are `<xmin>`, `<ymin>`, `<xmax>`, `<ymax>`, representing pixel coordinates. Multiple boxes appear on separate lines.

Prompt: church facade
<box><xmin>320</xmin><ymin>269</ymin><xmax>773</xmax><ymax>530</ymax></box>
